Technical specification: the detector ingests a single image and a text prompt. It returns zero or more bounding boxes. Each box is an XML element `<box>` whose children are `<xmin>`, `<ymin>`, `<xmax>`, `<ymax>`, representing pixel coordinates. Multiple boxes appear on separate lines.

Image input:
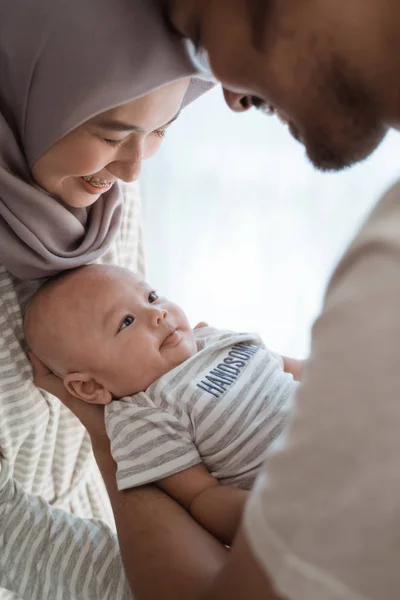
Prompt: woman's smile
<box><xmin>79</xmin><ymin>175</ymin><xmax>115</xmax><ymax>195</ymax></box>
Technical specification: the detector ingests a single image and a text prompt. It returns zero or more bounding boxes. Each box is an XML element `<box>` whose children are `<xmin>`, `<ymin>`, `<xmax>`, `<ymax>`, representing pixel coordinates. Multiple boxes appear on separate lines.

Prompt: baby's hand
<box><xmin>194</xmin><ymin>321</ymin><xmax>209</xmax><ymax>330</ymax></box>
<box><xmin>282</xmin><ymin>355</ymin><xmax>304</xmax><ymax>381</ymax></box>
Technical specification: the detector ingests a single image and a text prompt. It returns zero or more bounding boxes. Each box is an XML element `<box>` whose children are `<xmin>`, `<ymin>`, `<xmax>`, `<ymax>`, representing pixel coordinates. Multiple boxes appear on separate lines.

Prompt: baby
<box><xmin>25</xmin><ymin>264</ymin><xmax>298</xmax><ymax>544</ymax></box>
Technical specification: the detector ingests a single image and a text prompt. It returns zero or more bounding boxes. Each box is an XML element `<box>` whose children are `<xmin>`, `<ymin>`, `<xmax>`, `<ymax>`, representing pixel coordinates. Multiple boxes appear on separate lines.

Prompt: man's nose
<box><xmin>222</xmin><ymin>89</ymin><xmax>254</xmax><ymax>113</ymax></box>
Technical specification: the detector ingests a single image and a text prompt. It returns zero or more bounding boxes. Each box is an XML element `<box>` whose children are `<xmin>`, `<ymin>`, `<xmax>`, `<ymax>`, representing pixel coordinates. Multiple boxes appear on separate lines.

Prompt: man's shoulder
<box><xmin>326</xmin><ymin>180</ymin><xmax>400</xmax><ymax>303</ymax></box>
<box><xmin>348</xmin><ymin>180</ymin><xmax>400</xmax><ymax>256</ymax></box>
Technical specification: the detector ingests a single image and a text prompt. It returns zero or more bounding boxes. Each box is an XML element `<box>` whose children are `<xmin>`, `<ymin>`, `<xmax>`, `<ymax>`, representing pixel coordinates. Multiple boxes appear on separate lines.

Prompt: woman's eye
<box><xmin>119</xmin><ymin>315</ymin><xmax>134</xmax><ymax>331</ymax></box>
<box><xmin>148</xmin><ymin>291</ymin><xmax>158</xmax><ymax>303</ymax></box>
<box><xmin>104</xmin><ymin>138</ymin><xmax>124</xmax><ymax>148</ymax></box>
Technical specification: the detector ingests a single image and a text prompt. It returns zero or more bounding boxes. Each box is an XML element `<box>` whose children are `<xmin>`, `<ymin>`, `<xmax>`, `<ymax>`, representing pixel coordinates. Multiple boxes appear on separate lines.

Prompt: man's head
<box><xmin>169</xmin><ymin>0</ymin><xmax>400</xmax><ymax>171</ymax></box>
<box><xmin>24</xmin><ymin>264</ymin><xmax>197</xmax><ymax>403</ymax></box>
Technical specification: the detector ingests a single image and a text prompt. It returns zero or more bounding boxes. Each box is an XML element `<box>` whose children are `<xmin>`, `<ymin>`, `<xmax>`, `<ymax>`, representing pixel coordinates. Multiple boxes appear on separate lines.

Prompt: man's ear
<box><xmin>63</xmin><ymin>372</ymin><xmax>112</xmax><ymax>405</ymax></box>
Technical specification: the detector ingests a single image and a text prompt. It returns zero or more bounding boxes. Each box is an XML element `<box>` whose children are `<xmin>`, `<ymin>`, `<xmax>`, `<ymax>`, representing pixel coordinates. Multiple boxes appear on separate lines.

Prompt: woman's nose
<box><xmin>223</xmin><ymin>89</ymin><xmax>254</xmax><ymax>113</ymax></box>
<box><xmin>108</xmin><ymin>142</ymin><xmax>144</xmax><ymax>183</ymax></box>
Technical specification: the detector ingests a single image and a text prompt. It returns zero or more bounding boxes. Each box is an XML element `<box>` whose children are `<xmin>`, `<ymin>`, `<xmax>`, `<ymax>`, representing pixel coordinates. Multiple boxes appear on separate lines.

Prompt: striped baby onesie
<box><xmin>106</xmin><ymin>327</ymin><xmax>296</xmax><ymax>492</ymax></box>
<box><xmin>0</xmin><ymin>183</ymin><xmax>143</xmax><ymax>600</ymax></box>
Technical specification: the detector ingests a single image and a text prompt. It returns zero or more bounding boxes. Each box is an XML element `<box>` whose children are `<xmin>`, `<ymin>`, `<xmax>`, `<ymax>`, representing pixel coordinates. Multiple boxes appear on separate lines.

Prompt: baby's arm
<box><xmin>157</xmin><ymin>465</ymin><xmax>248</xmax><ymax>546</ymax></box>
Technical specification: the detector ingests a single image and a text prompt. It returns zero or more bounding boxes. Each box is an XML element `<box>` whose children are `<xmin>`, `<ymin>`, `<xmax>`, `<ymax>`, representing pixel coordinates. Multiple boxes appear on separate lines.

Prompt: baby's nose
<box><xmin>152</xmin><ymin>308</ymin><xmax>168</xmax><ymax>326</ymax></box>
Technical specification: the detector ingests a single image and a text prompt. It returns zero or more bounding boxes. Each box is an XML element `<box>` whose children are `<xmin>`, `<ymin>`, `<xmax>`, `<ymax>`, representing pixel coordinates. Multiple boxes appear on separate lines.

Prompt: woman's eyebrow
<box><xmin>94</xmin><ymin>111</ymin><xmax>181</xmax><ymax>133</ymax></box>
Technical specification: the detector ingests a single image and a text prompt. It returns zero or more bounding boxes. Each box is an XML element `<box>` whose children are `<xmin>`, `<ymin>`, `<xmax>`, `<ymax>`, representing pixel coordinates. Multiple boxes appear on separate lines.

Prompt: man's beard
<box><xmin>302</xmin><ymin>55</ymin><xmax>386</xmax><ymax>172</ymax></box>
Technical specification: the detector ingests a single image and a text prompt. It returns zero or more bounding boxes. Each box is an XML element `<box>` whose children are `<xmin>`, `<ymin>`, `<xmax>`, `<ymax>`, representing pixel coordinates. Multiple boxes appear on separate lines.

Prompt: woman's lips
<box><xmin>160</xmin><ymin>329</ymin><xmax>180</xmax><ymax>349</ymax></box>
<box><xmin>79</xmin><ymin>177</ymin><xmax>114</xmax><ymax>195</ymax></box>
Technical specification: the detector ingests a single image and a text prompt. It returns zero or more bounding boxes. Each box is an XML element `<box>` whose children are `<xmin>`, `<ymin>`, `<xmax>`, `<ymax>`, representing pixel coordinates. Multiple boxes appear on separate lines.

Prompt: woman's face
<box><xmin>32</xmin><ymin>79</ymin><xmax>190</xmax><ymax>208</ymax></box>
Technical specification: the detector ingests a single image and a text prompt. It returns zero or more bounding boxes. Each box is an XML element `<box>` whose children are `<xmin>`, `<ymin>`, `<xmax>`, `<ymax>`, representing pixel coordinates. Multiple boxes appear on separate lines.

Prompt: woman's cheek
<box><xmin>68</xmin><ymin>142</ymin><xmax>115</xmax><ymax>175</ymax></box>
<box><xmin>144</xmin><ymin>136</ymin><xmax>164</xmax><ymax>160</ymax></box>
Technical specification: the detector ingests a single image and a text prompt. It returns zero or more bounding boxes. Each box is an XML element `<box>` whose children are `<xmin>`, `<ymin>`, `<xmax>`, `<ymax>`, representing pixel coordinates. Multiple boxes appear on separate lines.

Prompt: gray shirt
<box><xmin>244</xmin><ymin>181</ymin><xmax>400</xmax><ymax>600</ymax></box>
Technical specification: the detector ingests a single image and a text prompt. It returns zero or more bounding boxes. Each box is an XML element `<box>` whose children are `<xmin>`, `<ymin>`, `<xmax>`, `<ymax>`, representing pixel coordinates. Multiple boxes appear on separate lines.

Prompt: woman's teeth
<box><xmin>82</xmin><ymin>175</ymin><xmax>112</xmax><ymax>188</ymax></box>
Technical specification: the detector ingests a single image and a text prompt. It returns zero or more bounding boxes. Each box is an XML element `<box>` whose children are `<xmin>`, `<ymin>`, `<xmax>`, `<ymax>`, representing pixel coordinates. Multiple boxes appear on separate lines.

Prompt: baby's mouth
<box><xmin>160</xmin><ymin>328</ymin><xmax>180</xmax><ymax>349</ymax></box>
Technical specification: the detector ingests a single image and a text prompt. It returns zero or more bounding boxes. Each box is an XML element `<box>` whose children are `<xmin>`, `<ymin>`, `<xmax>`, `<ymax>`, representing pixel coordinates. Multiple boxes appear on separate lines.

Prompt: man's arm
<box><xmin>157</xmin><ymin>463</ymin><xmax>248</xmax><ymax>545</ymax></box>
<box><xmin>201</xmin><ymin>529</ymin><xmax>281</xmax><ymax>600</ymax></box>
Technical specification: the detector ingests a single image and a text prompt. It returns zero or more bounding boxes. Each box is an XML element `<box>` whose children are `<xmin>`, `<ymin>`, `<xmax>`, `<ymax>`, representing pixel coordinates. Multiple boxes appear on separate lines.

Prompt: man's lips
<box><xmin>271</xmin><ymin>106</ymin><xmax>303</xmax><ymax>143</ymax></box>
<box><xmin>160</xmin><ymin>328</ymin><xmax>180</xmax><ymax>349</ymax></box>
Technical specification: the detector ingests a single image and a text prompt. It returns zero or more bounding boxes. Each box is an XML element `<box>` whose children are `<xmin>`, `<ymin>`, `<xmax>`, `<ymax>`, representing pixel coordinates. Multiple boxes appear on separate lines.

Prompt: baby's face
<box><xmin>61</xmin><ymin>267</ymin><xmax>197</xmax><ymax>398</ymax></box>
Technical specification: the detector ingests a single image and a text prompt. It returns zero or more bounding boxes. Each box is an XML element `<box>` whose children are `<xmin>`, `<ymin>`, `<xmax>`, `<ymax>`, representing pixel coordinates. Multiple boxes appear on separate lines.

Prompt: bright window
<box><xmin>141</xmin><ymin>87</ymin><xmax>400</xmax><ymax>358</ymax></box>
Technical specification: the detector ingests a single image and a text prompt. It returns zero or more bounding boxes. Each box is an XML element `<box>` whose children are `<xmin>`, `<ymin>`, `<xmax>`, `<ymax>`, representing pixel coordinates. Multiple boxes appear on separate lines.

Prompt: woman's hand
<box><xmin>29</xmin><ymin>353</ymin><xmax>109</xmax><ymax>449</ymax></box>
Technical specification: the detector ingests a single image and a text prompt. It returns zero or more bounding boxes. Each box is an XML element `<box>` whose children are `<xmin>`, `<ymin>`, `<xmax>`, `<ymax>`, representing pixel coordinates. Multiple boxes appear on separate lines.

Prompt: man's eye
<box><xmin>148</xmin><ymin>291</ymin><xmax>158</xmax><ymax>303</ymax></box>
<box><xmin>119</xmin><ymin>315</ymin><xmax>134</xmax><ymax>331</ymax></box>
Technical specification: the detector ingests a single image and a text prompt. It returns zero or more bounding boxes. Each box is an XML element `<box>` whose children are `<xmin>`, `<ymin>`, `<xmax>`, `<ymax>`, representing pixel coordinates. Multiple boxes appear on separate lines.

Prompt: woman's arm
<box><xmin>0</xmin><ymin>456</ymin><xmax>131</xmax><ymax>600</ymax></box>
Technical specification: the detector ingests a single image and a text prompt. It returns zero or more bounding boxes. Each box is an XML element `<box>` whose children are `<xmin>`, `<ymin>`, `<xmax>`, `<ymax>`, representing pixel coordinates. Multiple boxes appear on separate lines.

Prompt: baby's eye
<box><xmin>119</xmin><ymin>315</ymin><xmax>135</xmax><ymax>331</ymax></box>
<box><xmin>148</xmin><ymin>291</ymin><xmax>158</xmax><ymax>303</ymax></box>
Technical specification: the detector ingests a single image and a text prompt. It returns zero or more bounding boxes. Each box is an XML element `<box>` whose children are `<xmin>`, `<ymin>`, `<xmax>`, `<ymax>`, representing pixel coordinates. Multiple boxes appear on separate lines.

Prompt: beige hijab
<box><xmin>0</xmin><ymin>0</ymin><xmax>212</xmax><ymax>280</ymax></box>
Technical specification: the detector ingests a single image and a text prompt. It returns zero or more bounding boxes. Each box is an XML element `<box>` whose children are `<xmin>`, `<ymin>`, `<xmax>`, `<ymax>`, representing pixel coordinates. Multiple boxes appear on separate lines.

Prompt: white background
<box><xmin>141</xmin><ymin>86</ymin><xmax>400</xmax><ymax>358</ymax></box>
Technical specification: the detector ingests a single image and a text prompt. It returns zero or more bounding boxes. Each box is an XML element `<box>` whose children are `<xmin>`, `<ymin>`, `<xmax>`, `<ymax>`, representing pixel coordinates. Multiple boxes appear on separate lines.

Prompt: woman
<box><xmin>18</xmin><ymin>1</ymin><xmax>400</xmax><ymax>599</ymax></box>
<box><xmin>0</xmin><ymin>1</ymin><xmax>218</xmax><ymax>597</ymax></box>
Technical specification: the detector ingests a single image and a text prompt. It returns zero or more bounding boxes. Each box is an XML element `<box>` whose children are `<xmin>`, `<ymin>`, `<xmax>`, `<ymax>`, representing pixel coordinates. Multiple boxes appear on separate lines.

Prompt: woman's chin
<box><xmin>59</xmin><ymin>192</ymin><xmax>101</xmax><ymax>208</ymax></box>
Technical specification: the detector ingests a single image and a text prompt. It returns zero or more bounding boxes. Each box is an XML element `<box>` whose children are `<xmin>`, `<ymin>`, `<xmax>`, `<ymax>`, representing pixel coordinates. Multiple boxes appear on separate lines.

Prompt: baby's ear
<box><xmin>64</xmin><ymin>373</ymin><xmax>112</xmax><ymax>405</ymax></box>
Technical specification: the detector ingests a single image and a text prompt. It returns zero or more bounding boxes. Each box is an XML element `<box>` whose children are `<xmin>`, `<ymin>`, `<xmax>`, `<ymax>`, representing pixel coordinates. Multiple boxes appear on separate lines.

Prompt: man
<box><xmin>169</xmin><ymin>0</ymin><xmax>398</xmax><ymax>173</ymax></box>
<box><xmin>32</xmin><ymin>1</ymin><xmax>400</xmax><ymax>599</ymax></box>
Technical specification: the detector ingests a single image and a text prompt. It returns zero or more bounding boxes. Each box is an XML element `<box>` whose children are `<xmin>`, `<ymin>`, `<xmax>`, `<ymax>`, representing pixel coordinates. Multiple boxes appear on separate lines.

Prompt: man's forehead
<box><xmin>246</xmin><ymin>0</ymin><xmax>272</xmax><ymax>52</ymax></box>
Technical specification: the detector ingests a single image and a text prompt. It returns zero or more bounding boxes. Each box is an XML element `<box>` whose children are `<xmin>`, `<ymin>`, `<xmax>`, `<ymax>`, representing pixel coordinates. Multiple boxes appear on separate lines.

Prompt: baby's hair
<box><xmin>23</xmin><ymin>264</ymin><xmax>98</xmax><ymax>375</ymax></box>
<box><xmin>24</xmin><ymin>264</ymin><xmax>96</xmax><ymax>320</ymax></box>
<box><xmin>24</xmin><ymin>263</ymin><xmax>141</xmax><ymax>379</ymax></box>
<box><xmin>37</xmin><ymin>264</ymin><xmax>93</xmax><ymax>298</ymax></box>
